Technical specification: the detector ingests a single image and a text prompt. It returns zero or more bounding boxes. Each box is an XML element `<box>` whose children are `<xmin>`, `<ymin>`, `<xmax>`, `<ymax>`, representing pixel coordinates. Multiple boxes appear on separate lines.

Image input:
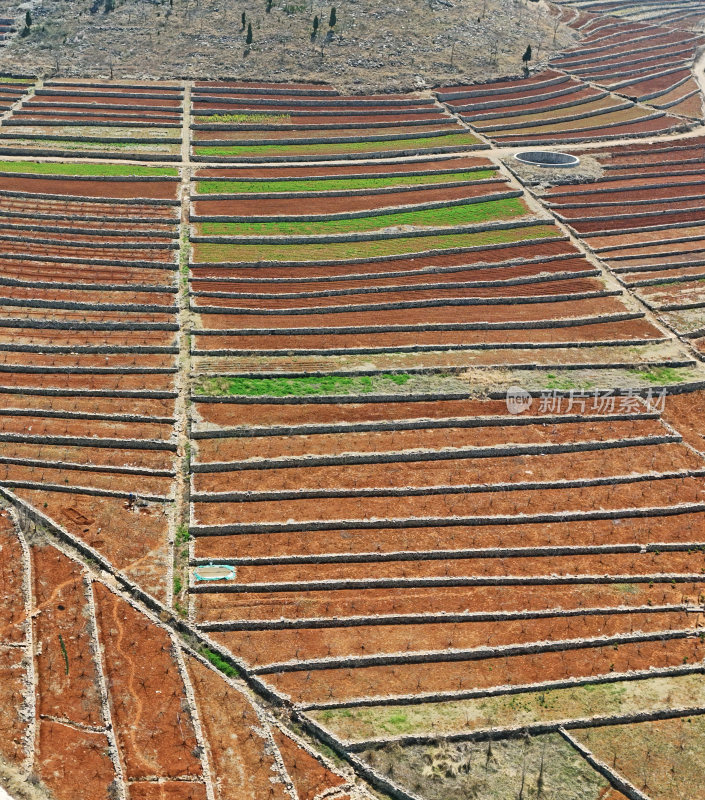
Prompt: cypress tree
<box><xmin>312</xmin><ymin>14</ymin><xmax>319</xmax><ymax>34</ymax></box>
<box><xmin>329</xmin><ymin>6</ymin><xmax>336</xmax><ymax>26</ymax></box>
<box><xmin>522</xmin><ymin>44</ymin><xmax>532</xmax><ymax>64</ymax></box>
<box><xmin>246</xmin><ymin>21</ymin><xmax>253</xmax><ymax>44</ymax></box>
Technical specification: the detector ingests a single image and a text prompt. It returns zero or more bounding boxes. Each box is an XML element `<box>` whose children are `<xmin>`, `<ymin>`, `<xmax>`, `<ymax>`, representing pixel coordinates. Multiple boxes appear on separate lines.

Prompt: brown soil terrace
<box><xmin>0</xmin><ymin>6</ymin><xmax>704</xmax><ymax>794</ymax></box>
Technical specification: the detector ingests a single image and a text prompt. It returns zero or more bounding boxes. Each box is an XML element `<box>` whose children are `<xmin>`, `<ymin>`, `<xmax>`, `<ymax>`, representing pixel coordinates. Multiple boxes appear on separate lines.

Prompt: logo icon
<box><xmin>506</xmin><ymin>386</ymin><xmax>532</xmax><ymax>415</ymax></box>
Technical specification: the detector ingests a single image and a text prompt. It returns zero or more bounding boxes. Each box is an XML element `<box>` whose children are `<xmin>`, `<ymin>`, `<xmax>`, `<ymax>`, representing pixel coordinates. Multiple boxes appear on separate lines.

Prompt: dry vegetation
<box><xmin>0</xmin><ymin>0</ymin><xmax>575</xmax><ymax>90</ymax></box>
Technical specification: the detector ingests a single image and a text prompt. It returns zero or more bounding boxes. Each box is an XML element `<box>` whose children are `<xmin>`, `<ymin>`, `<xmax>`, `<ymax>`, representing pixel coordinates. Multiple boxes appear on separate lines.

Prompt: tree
<box><xmin>312</xmin><ymin>14</ymin><xmax>319</xmax><ymax>34</ymax></box>
<box><xmin>266</xmin><ymin>0</ymin><xmax>272</xmax><ymax>11</ymax></box>
<box><xmin>246</xmin><ymin>21</ymin><xmax>253</xmax><ymax>44</ymax></box>
<box><xmin>105</xmin><ymin>0</ymin><xmax>115</xmax><ymax>11</ymax></box>
<box><xmin>329</xmin><ymin>6</ymin><xmax>336</xmax><ymax>26</ymax></box>
<box><xmin>20</xmin><ymin>10</ymin><xmax>31</xmax><ymax>36</ymax></box>
<box><xmin>241</xmin><ymin>11</ymin><xmax>246</xmax><ymax>27</ymax></box>
<box><xmin>522</xmin><ymin>44</ymin><xmax>532</xmax><ymax>64</ymax></box>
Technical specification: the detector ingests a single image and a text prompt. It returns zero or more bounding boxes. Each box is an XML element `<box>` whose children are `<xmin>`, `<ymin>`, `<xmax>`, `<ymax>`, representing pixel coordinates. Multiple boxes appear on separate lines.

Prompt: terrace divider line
<box><xmin>5</xmin><ymin>506</ymin><xmax>36</xmax><ymax>775</ymax></box>
<box><xmin>249</xmin><ymin>626</ymin><xmax>705</xmax><ymax>675</ymax></box>
<box><xmin>558</xmin><ymin>727</ymin><xmax>651</xmax><ymax>800</ymax></box>
<box><xmin>190</xmin><ymin>469</ymin><xmax>705</xmax><ymax>504</ymax></box>
<box><xmin>335</xmin><ymin>703</ymin><xmax>705</xmax><ymax>753</ymax></box>
<box><xmin>83</xmin><ymin>573</ymin><xmax>128</xmax><ymax>800</ymax></box>
<box><xmin>0</xmin><ymin>484</ymin><xmax>294</xmax><ymax>711</ymax></box>
<box><xmin>195</xmin><ymin>603</ymin><xmax>697</xmax><ymax>633</ymax></box>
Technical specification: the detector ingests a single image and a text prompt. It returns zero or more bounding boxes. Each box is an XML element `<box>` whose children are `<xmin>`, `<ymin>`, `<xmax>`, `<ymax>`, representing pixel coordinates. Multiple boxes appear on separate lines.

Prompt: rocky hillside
<box><xmin>0</xmin><ymin>0</ymin><xmax>576</xmax><ymax>90</ymax></box>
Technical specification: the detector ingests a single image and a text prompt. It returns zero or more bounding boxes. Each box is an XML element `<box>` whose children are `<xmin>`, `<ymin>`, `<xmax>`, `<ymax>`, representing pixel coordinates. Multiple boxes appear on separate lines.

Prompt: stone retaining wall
<box><xmin>477</xmin><ymin>101</ymin><xmax>632</xmax><ymax>132</ymax></box>
<box><xmin>191</xmin><ymin>143</ymin><xmax>489</xmax><ymax>164</ymax></box>
<box><xmin>189</xmin><ymin>502</ymin><xmax>705</xmax><ymax>537</ymax></box>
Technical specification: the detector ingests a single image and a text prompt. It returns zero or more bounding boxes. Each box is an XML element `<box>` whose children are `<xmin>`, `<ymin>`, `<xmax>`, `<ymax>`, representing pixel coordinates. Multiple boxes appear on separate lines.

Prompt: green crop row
<box><xmin>193</xmin><ymin>132</ymin><xmax>480</xmax><ymax>157</ymax></box>
<box><xmin>194</xmin><ymin>373</ymin><xmax>411</xmax><ymax>396</ymax></box>
<box><xmin>195</xmin><ymin>169</ymin><xmax>497</xmax><ymax>194</ymax></box>
<box><xmin>195</xmin><ymin>113</ymin><xmax>291</xmax><ymax>123</ymax></box>
<box><xmin>193</xmin><ymin>223</ymin><xmax>559</xmax><ymax>262</ymax></box>
<box><xmin>0</xmin><ymin>159</ymin><xmax>178</xmax><ymax>177</ymax></box>
<box><xmin>198</xmin><ymin>197</ymin><xmax>527</xmax><ymax>238</ymax></box>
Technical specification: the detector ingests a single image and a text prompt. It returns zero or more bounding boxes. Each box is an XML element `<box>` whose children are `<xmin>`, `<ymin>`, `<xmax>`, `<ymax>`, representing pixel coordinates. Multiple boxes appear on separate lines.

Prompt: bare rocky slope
<box><xmin>0</xmin><ymin>0</ymin><xmax>576</xmax><ymax>91</ymax></box>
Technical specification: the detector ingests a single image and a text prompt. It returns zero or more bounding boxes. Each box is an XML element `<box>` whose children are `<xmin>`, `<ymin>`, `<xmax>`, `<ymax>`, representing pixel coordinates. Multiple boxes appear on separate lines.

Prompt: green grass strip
<box><xmin>195</xmin><ymin>373</ymin><xmax>412</xmax><ymax>397</ymax></box>
<box><xmin>195</xmin><ymin>169</ymin><xmax>497</xmax><ymax>194</ymax></box>
<box><xmin>195</xmin><ymin>113</ymin><xmax>291</xmax><ymax>123</ymax></box>
<box><xmin>0</xmin><ymin>159</ymin><xmax>178</xmax><ymax>177</ymax></box>
<box><xmin>199</xmin><ymin>197</ymin><xmax>526</xmax><ymax>237</ymax></box>
<box><xmin>193</xmin><ymin>223</ymin><xmax>559</xmax><ymax>262</ymax></box>
<box><xmin>200</xmin><ymin>647</ymin><xmax>240</xmax><ymax>677</ymax></box>
<box><xmin>627</xmin><ymin>366</ymin><xmax>695</xmax><ymax>384</ymax></box>
<box><xmin>193</xmin><ymin>132</ymin><xmax>480</xmax><ymax>157</ymax></box>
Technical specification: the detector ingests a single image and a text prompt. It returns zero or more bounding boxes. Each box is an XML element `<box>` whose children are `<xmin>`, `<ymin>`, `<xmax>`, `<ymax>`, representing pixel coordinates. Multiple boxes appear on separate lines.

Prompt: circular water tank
<box><xmin>514</xmin><ymin>151</ymin><xmax>580</xmax><ymax>167</ymax></box>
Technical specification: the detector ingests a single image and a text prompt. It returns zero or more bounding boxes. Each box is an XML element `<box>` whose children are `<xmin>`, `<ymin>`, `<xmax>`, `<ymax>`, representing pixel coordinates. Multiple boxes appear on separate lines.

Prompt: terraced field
<box><xmin>536</xmin><ymin>137</ymin><xmax>705</xmax><ymax>355</ymax></box>
<box><xmin>1</xmin><ymin>2</ymin><xmax>705</xmax><ymax>796</ymax></box>
<box><xmin>0</xmin><ymin>80</ymin><xmax>184</xmax><ymax>160</ymax></box>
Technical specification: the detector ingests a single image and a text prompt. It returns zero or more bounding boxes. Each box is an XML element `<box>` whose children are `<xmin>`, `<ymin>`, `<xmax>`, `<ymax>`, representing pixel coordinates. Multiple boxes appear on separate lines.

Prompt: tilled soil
<box><xmin>571</xmin><ymin>210</ymin><xmax>705</xmax><ymax>235</ymax></box>
<box><xmin>0</xmin><ymin>442</ymin><xmax>174</xmax><ymax>470</ymax></box>
<box><xmin>0</xmin><ymin>261</ymin><xmax>177</xmax><ymax>287</ymax></box>
<box><xmin>0</xmin><ymin>352</ymin><xmax>175</xmax><ymax>369</ymax></box>
<box><xmin>0</xmin><ymin>175</ymin><xmax>179</xmax><ymax>200</ymax></box>
<box><xmin>128</xmin><ymin>782</ymin><xmax>208</xmax><ymax>799</ymax></box>
<box><xmin>192</xmin><ymin>277</ymin><xmax>604</xmax><ymax>310</ymax></box>
<box><xmin>192</xmin><ymin>397</ymin><xmax>645</xmax><ymax>429</ymax></box>
<box><xmin>93</xmin><ymin>583</ymin><xmax>203</xmax><ymax>780</ymax></box>
<box><xmin>35</xmin><ymin>720</ymin><xmax>117</xmax><ymax>800</ymax></box>
<box><xmin>214</xmin><ymin>609</ymin><xmax>697</xmax><ymax>667</ymax></box>
<box><xmin>194</xmin><ymin>416</ymin><xmax>668</xmax><ymax>462</ymax></box>
<box><xmin>231</xmin><ymin>549</ymin><xmax>705</xmax><ymax>585</ymax></box>
<box><xmin>0</xmin><ymin>197</ymin><xmax>178</xmax><ymax>219</ymax></box>
<box><xmin>31</xmin><ymin>545</ymin><xmax>104</xmax><ymax>726</ymax></box>
<box><xmin>197</xmin><ymin>295</ymin><xmax>631</xmax><ymax>329</ymax></box>
<box><xmin>0</xmin><ymin>392</ymin><xmax>174</xmax><ymax>418</ymax></box>
<box><xmin>0</xmin><ymin>646</ymin><xmax>27</xmax><ymax>765</ymax></box>
<box><xmin>191</xmin><ymin>239</ymin><xmax>575</xmax><ymax>280</ymax></box>
<box><xmin>494</xmin><ymin>115</ymin><xmax>684</xmax><ymax>143</ymax></box>
<box><xmin>194</xmin><ymin>511</ymin><xmax>705</xmax><ymax>561</ymax></box>
<box><xmin>192</xmin><ymin>476</ymin><xmax>705</xmax><ymax>527</ymax></box>
<box><xmin>0</xmin><ymin>414</ymin><xmax>172</xmax><ymax>440</ymax></box>
<box><xmin>0</xmin><ymin>511</ymin><xmax>26</xmax><ymax>644</ymax></box>
<box><xmin>271</xmin><ymin>726</ymin><xmax>348</xmax><ymax>799</ymax></box>
<box><xmin>195</xmin><ymin>317</ymin><xmax>660</xmax><ymax>351</ymax></box>
<box><xmin>16</xmin><ymin>490</ymin><xmax>171</xmax><ymax>603</ymax></box>
<box><xmin>2</xmin><ymin>463</ymin><xmax>173</xmax><ymax>496</ymax></box>
<box><xmin>262</xmin><ymin>635</ymin><xmax>705</xmax><ymax>705</ymax></box>
<box><xmin>194</xmin><ymin>155</ymin><xmax>489</xmax><ymax>180</ymax></box>
<box><xmin>189</xmin><ymin>255</ymin><xmax>593</xmax><ymax>292</ymax></box>
<box><xmin>193</xmin><ymin>581</ymin><xmax>704</xmax><ymax>623</ymax></box>
<box><xmin>193</xmin><ymin>122</ymin><xmax>459</xmax><ymax>141</ymax></box>
<box><xmin>184</xmin><ymin>653</ymin><xmax>291</xmax><ymax>800</ymax></box>
<box><xmin>0</xmin><ymin>329</ymin><xmax>176</xmax><ymax>348</ymax></box>
<box><xmin>194</xmin><ymin>445</ymin><xmax>699</xmax><ymax>498</ymax></box>
<box><xmin>0</xmin><ymin>371</ymin><xmax>176</xmax><ymax>392</ymax></box>
<box><xmin>663</xmin><ymin>390</ymin><xmax>705</xmax><ymax>454</ymax></box>
<box><xmin>191</xmin><ymin>180</ymin><xmax>511</xmax><ymax>217</ymax></box>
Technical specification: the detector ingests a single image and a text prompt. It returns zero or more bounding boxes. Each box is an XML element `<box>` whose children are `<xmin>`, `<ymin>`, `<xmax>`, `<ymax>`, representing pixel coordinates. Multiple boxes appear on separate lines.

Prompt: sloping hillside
<box><xmin>0</xmin><ymin>0</ymin><xmax>576</xmax><ymax>90</ymax></box>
